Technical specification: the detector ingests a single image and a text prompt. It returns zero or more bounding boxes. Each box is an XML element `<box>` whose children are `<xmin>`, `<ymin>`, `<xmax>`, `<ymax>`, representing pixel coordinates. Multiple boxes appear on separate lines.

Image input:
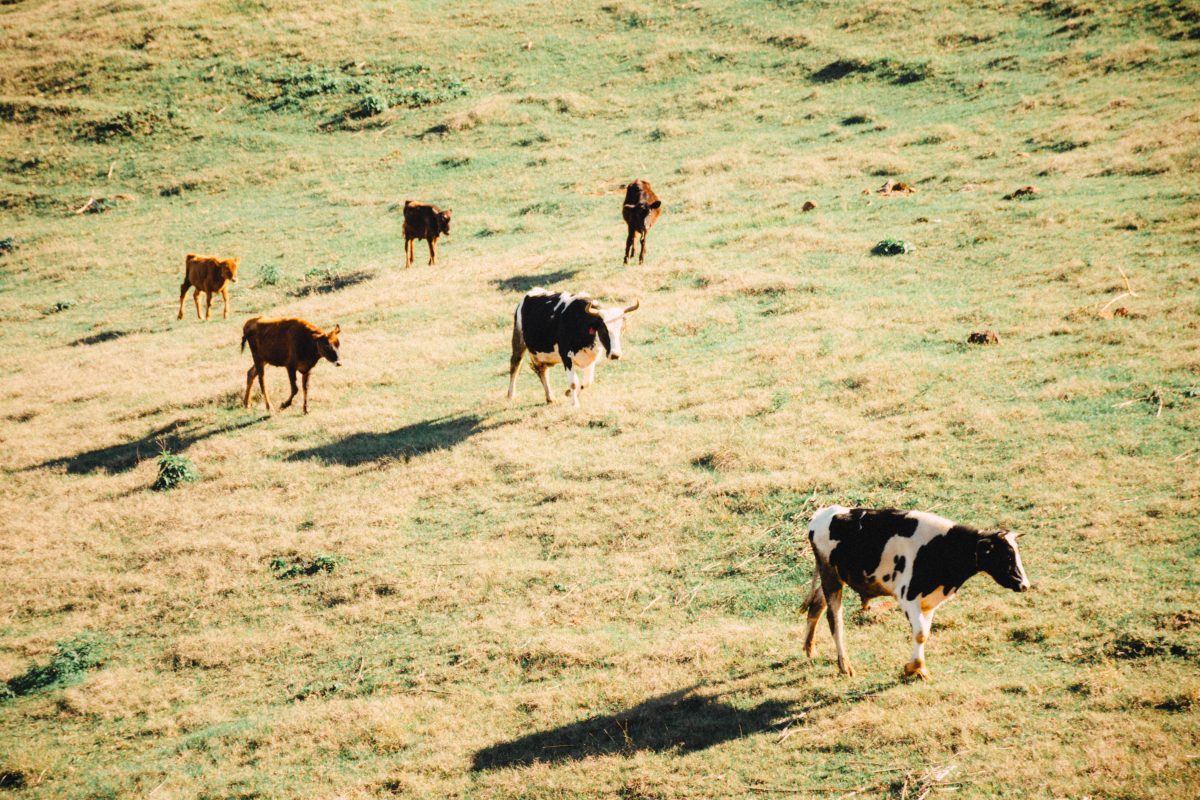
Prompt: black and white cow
<box><xmin>506</xmin><ymin>288</ymin><xmax>640</xmax><ymax>407</ymax></box>
<box><xmin>803</xmin><ymin>506</ymin><xmax>1030</xmax><ymax>681</ymax></box>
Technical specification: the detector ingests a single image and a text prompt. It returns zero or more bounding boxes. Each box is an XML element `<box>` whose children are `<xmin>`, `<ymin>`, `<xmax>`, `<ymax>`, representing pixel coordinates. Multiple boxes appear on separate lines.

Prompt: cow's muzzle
<box><xmin>609</xmin><ymin>352</ymin><xmax>621</xmax><ymax>361</ymax></box>
<box><xmin>335</xmin><ymin>361</ymin><xmax>343</xmax><ymax>367</ymax></box>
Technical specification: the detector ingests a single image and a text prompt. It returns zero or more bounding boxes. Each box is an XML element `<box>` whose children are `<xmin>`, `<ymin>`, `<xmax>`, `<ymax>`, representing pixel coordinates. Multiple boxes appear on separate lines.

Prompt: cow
<box><xmin>178</xmin><ymin>253</ymin><xmax>238</xmax><ymax>321</ymax></box>
<box><xmin>802</xmin><ymin>506</ymin><xmax>1030</xmax><ymax>681</ymax></box>
<box><xmin>622</xmin><ymin>179</ymin><xmax>662</xmax><ymax>265</ymax></box>
<box><xmin>402</xmin><ymin>200</ymin><xmax>452</xmax><ymax>268</ymax></box>
<box><xmin>506</xmin><ymin>288</ymin><xmax>640</xmax><ymax>407</ymax></box>
<box><xmin>240</xmin><ymin>317</ymin><xmax>341</xmax><ymax>414</ymax></box>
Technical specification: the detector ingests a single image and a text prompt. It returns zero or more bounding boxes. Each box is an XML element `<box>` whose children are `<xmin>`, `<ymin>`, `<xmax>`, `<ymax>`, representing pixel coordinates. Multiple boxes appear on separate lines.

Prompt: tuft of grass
<box><xmin>871</xmin><ymin>238</ymin><xmax>912</xmax><ymax>256</ymax></box>
<box><xmin>256</xmin><ymin>263</ymin><xmax>281</xmax><ymax>287</ymax></box>
<box><xmin>1</xmin><ymin>634</ymin><xmax>106</xmax><ymax>700</ymax></box>
<box><xmin>270</xmin><ymin>554</ymin><xmax>346</xmax><ymax>579</ymax></box>
<box><xmin>45</xmin><ymin>299</ymin><xmax>74</xmax><ymax>314</ymax></box>
<box><xmin>152</xmin><ymin>448</ymin><xmax>199</xmax><ymax>491</ymax></box>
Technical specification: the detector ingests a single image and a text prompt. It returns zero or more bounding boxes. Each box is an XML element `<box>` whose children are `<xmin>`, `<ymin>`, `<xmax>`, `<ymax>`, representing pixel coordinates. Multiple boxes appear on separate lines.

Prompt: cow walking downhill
<box><xmin>178</xmin><ymin>253</ymin><xmax>238</xmax><ymax>321</ymax></box>
<box><xmin>622</xmin><ymin>179</ymin><xmax>662</xmax><ymax>265</ymax></box>
<box><xmin>507</xmin><ymin>288</ymin><xmax>640</xmax><ymax>407</ymax></box>
<box><xmin>803</xmin><ymin>506</ymin><xmax>1030</xmax><ymax>681</ymax></box>
<box><xmin>241</xmin><ymin>317</ymin><xmax>342</xmax><ymax>414</ymax></box>
<box><xmin>402</xmin><ymin>200</ymin><xmax>452</xmax><ymax>268</ymax></box>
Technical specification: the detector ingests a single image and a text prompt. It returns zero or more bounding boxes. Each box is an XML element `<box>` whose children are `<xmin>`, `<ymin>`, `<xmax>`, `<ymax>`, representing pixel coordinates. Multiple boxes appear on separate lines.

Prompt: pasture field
<box><xmin>1</xmin><ymin>0</ymin><xmax>1199</xmax><ymax>797</ymax></box>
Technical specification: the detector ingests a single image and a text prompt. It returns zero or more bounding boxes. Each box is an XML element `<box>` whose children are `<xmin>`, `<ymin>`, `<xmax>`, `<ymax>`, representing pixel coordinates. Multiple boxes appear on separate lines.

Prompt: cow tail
<box><xmin>240</xmin><ymin>329</ymin><xmax>248</xmax><ymax>353</ymax></box>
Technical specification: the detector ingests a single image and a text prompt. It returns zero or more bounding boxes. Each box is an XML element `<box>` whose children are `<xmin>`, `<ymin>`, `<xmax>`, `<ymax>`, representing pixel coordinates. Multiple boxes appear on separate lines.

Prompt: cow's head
<box><xmin>624</xmin><ymin>199</ymin><xmax>661</xmax><ymax>229</ymax></box>
<box><xmin>222</xmin><ymin>258</ymin><xmax>239</xmax><ymax>284</ymax></box>
<box><xmin>976</xmin><ymin>530</ymin><xmax>1030</xmax><ymax>592</ymax></box>
<box><xmin>318</xmin><ymin>324</ymin><xmax>342</xmax><ymax>366</ymax></box>
<box><xmin>438</xmin><ymin>209</ymin><xmax>452</xmax><ymax>236</ymax></box>
<box><xmin>586</xmin><ymin>299</ymin><xmax>640</xmax><ymax>360</ymax></box>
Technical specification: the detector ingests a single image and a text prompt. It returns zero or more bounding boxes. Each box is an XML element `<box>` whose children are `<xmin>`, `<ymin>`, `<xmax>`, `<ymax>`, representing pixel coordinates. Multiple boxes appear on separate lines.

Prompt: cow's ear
<box><xmin>649</xmin><ymin>200</ymin><xmax>662</xmax><ymax>209</ymax></box>
<box><xmin>444</xmin><ymin>209</ymin><xmax>452</xmax><ymax>216</ymax></box>
<box><xmin>331</xmin><ymin>325</ymin><xmax>341</xmax><ymax>335</ymax></box>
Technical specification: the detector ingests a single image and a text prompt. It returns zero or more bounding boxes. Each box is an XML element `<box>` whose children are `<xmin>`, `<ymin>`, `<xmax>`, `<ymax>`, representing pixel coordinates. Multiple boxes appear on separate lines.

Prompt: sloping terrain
<box><xmin>0</xmin><ymin>1</ymin><xmax>1198</xmax><ymax>797</ymax></box>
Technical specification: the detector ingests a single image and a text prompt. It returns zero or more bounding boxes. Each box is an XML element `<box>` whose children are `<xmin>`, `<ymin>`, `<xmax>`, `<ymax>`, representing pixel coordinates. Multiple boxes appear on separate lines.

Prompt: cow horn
<box><xmin>623</xmin><ymin>299</ymin><xmax>640</xmax><ymax>314</ymax></box>
<box><xmin>585</xmin><ymin>301</ymin><xmax>601</xmax><ymax>315</ymax></box>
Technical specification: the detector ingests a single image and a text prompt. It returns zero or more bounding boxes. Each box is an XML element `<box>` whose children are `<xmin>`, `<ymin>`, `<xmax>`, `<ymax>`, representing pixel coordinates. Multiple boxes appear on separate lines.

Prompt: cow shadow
<box><xmin>492</xmin><ymin>269</ymin><xmax>579</xmax><ymax>294</ymax></box>
<box><xmin>287</xmin><ymin>412</ymin><xmax>510</xmax><ymax>467</ymax></box>
<box><xmin>472</xmin><ymin>685</ymin><xmax>791</xmax><ymax>771</ymax></box>
<box><xmin>471</xmin><ymin>676</ymin><xmax>896</xmax><ymax>771</ymax></box>
<box><xmin>70</xmin><ymin>329</ymin><xmax>134</xmax><ymax>347</ymax></box>
<box><xmin>31</xmin><ymin>416</ymin><xmax>261</xmax><ymax>475</ymax></box>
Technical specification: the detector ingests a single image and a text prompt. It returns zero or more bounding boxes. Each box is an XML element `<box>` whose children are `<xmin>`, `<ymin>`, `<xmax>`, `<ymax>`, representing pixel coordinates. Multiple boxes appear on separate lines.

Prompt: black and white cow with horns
<box><xmin>803</xmin><ymin>506</ymin><xmax>1031</xmax><ymax>681</ymax></box>
<box><xmin>507</xmin><ymin>288</ymin><xmax>640</xmax><ymax>407</ymax></box>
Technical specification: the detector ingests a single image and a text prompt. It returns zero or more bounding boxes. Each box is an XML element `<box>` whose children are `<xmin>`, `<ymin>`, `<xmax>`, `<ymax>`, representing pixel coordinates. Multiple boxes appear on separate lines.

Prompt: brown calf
<box><xmin>622</xmin><ymin>180</ymin><xmax>662</xmax><ymax>265</ymax></box>
<box><xmin>403</xmin><ymin>200</ymin><xmax>452</xmax><ymax>268</ymax></box>
<box><xmin>241</xmin><ymin>317</ymin><xmax>342</xmax><ymax>414</ymax></box>
<box><xmin>178</xmin><ymin>253</ymin><xmax>238</xmax><ymax>321</ymax></box>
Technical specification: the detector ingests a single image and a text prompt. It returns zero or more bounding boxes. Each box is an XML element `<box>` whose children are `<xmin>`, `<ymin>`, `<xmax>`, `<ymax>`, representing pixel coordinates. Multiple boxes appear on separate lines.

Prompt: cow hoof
<box><xmin>901</xmin><ymin>663</ymin><xmax>930</xmax><ymax>682</ymax></box>
<box><xmin>839</xmin><ymin>665</ymin><xmax>855</xmax><ymax>677</ymax></box>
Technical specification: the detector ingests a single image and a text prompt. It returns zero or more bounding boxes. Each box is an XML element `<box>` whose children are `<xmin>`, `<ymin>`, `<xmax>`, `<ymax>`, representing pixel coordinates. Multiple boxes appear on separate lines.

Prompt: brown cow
<box><xmin>241</xmin><ymin>317</ymin><xmax>341</xmax><ymax>414</ymax></box>
<box><xmin>178</xmin><ymin>253</ymin><xmax>238</xmax><ymax>321</ymax></box>
<box><xmin>622</xmin><ymin>179</ymin><xmax>662</xmax><ymax>265</ymax></box>
<box><xmin>403</xmin><ymin>200</ymin><xmax>452</xmax><ymax>268</ymax></box>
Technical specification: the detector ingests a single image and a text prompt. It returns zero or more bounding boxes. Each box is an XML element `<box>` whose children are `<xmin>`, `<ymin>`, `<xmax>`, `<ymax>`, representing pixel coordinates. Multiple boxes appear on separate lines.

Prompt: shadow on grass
<box><xmin>471</xmin><ymin>679</ymin><xmax>893</xmax><ymax>771</ymax></box>
<box><xmin>70</xmin><ymin>329</ymin><xmax>134</xmax><ymax>347</ymax></box>
<box><xmin>492</xmin><ymin>269</ymin><xmax>579</xmax><ymax>293</ymax></box>
<box><xmin>31</xmin><ymin>416</ymin><xmax>261</xmax><ymax>475</ymax></box>
<box><xmin>290</xmin><ymin>270</ymin><xmax>374</xmax><ymax>297</ymax></box>
<box><xmin>287</xmin><ymin>412</ymin><xmax>510</xmax><ymax>467</ymax></box>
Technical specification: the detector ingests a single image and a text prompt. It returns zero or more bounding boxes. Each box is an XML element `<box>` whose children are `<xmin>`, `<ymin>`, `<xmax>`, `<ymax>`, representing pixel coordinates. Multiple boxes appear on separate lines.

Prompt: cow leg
<box><xmin>566</xmin><ymin>369</ymin><xmax>582</xmax><ymax>407</ymax></box>
<box><xmin>203</xmin><ymin>291</ymin><xmax>214</xmax><ymax>322</ymax></box>
<box><xmin>257</xmin><ymin>363</ymin><xmax>272</xmax><ymax>411</ymax></box>
<box><xmin>803</xmin><ymin>569</ymin><xmax>827</xmax><ymax>658</ymax></box>
<box><xmin>301</xmin><ymin>371</ymin><xmax>311</xmax><ymax>414</ymax></box>
<box><xmin>534</xmin><ymin>363</ymin><xmax>555</xmax><ymax>404</ymax></box>
<box><xmin>178</xmin><ymin>280</ymin><xmax>190</xmax><ymax>320</ymax></box>
<box><xmin>221</xmin><ymin>286</ymin><xmax>230</xmax><ymax>319</ymax></box>
<box><xmin>244</xmin><ymin>365</ymin><xmax>258</xmax><ymax>408</ymax></box>
<box><xmin>405</xmin><ymin>237</ymin><xmax>414</xmax><ymax>269</ymax></box>
<box><xmin>428</xmin><ymin>237</ymin><xmax>437</xmax><ymax>266</ymax></box>
<box><xmin>901</xmin><ymin>600</ymin><xmax>934</xmax><ymax>681</ymax></box>
<box><xmin>819</xmin><ymin>563</ymin><xmax>854</xmax><ymax>676</ymax></box>
<box><xmin>507</xmin><ymin>332</ymin><xmax>526</xmax><ymax>400</ymax></box>
<box><xmin>624</xmin><ymin>229</ymin><xmax>634</xmax><ymax>264</ymax></box>
<box><xmin>280</xmin><ymin>366</ymin><xmax>299</xmax><ymax>410</ymax></box>
<box><xmin>193</xmin><ymin>288</ymin><xmax>203</xmax><ymax>320</ymax></box>
<box><xmin>638</xmin><ymin>231</ymin><xmax>647</xmax><ymax>264</ymax></box>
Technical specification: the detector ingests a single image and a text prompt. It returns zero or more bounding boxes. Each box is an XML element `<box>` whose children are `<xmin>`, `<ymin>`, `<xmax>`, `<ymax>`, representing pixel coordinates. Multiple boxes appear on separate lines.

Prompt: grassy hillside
<box><xmin>1</xmin><ymin>0</ymin><xmax>1198</xmax><ymax>797</ymax></box>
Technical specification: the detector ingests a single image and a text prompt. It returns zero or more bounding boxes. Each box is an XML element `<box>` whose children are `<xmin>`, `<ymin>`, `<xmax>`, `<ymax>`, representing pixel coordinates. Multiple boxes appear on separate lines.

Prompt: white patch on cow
<box><xmin>530</xmin><ymin>350</ymin><xmax>561</xmax><ymax>367</ymax></box>
<box><xmin>1005</xmin><ymin>531</ymin><xmax>1031</xmax><ymax>590</ymax></box>
<box><xmin>553</xmin><ymin>292</ymin><xmax>577</xmax><ymax>312</ymax></box>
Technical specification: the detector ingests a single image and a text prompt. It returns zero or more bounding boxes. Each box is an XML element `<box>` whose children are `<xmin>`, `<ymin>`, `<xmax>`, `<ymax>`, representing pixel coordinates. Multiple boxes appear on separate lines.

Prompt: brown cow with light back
<box><xmin>178</xmin><ymin>253</ymin><xmax>238</xmax><ymax>321</ymax></box>
<box><xmin>241</xmin><ymin>317</ymin><xmax>341</xmax><ymax>414</ymax></box>
<box><xmin>402</xmin><ymin>200</ymin><xmax>452</xmax><ymax>268</ymax></box>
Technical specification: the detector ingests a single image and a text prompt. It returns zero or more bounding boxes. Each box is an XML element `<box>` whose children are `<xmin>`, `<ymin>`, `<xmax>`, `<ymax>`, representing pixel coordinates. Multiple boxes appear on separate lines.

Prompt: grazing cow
<box><xmin>507</xmin><ymin>288</ymin><xmax>640</xmax><ymax>407</ymax></box>
<box><xmin>241</xmin><ymin>317</ymin><xmax>341</xmax><ymax>414</ymax></box>
<box><xmin>403</xmin><ymin>200</ymin><xmax>452</xmax><ymax>268</ymax></box>
<box><xmin>803</xmin><ymin>506</ymin><xmax>1030</xmax><ymax>681</ymax></box>
<box><xmin>178</xmin><ymin>253</ymin><xmax>238</xmax><ymax>321</ymax></box>
<box><xmin>622</xmin><ymin>179</ymin><xmax>662</xmax><ymax>265</ymax></box>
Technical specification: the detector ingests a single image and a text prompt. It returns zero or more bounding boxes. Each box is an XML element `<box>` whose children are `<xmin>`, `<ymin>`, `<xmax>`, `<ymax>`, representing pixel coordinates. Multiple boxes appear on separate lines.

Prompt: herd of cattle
<box><xmin>171</xmin><ymin>178</ymin><xmax>1031</xmax><ymax>680</ymax></box>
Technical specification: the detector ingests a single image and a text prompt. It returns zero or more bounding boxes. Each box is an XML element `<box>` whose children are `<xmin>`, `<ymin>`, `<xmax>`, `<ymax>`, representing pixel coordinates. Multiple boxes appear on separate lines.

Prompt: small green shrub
<box><xmin>153</xmin><ymin>449</ymin><xmax>199</xmax><ymax>491</ymax></box>
<box><xmin>257</xmin><ymin>263</ymin><xmax>281</xmax><ymax>286</ymax></box>
<box><xmin>271</xmin><ymin>554</ymin><xmax>345</xmax><ymax>579</ymax></box>
<box><xmin>0</xmin><ymin>237</ymin><xmax>14</xmax><ymax>254</ymax></box>
<box><xmin>46</xmin><ymin>299</ymin><xmax>74</xmax><ymax>314</ymax></box>
<box><xmin>1</xmin><ymin>633</ymin><xmax>106</xmax><ymax>700</ymax></box>
<box><xmin>350</xmin><ymin>93</ymin><xmax>388</xmax><ymax>118</ymax></box>
<box><xmin>871</xmin><ymin>238</ymin><xmax>912</xmax><ymax>256</ymax></box>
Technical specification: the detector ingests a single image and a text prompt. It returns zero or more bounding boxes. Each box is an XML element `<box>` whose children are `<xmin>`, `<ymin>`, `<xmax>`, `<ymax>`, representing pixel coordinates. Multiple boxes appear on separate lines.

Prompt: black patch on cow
<box><xmin>826</xmin><ymin>508</ymin><xmax>918</xmax><ymax>591</ymax></box>
<box><xmin>518</xmin><ymin>292</ymin><xmax>610</xmax><ymax>370</ymax></box>
<box><xmin>893</xmin><ymin>555</ymin><xmax>906</xmax><ymax>576</ymax></box>
<box><xmin>905</xmin><ymin>525</ymin><xmax>981</xmax><ymax>601</ymax></box>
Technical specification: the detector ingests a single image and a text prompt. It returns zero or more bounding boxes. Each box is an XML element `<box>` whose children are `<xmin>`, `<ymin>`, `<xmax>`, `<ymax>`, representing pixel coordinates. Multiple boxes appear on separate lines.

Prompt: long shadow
<box><xmin>290</xmin><ymin>270</ymin><xmax>374</xmax><ymax>297</ymax></box>
<box><xmin>472</xmin><ymin>686</ymin><xmax>791</xmax><ymax>770</ymax></box>
<box><xmin>472</xmin><ymin>678</ymin><xmax>896</xmax><ymax>771</ymax></box>
<box><xmin>492</xmin><ymin>269</ymin><xmax>579</xmax><ymax>294</ymax></box>
<box><xmin>31</xmin><ymin>417</ymin><xmax>261</xmax><ymax>475</ymax></box>
<box><xmin>71</xmin><ymin>329</ymin><xmax>133</xmax><ymax>347</ymax></box>
<box><xmin>287</xmin><ymin>413</ymin><xmax>507</xmax><ymax>467</ymax></box>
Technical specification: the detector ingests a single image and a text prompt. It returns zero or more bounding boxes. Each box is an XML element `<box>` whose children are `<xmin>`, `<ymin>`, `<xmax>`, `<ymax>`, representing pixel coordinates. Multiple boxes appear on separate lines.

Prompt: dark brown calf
<box><xmin>178</xmin><ymin>253</ymin><xmax>238</xmax><ymax>321</ymax></box>
<box><xmin>241</xmin><ymin>317</ymin><xmax>341</xmax><ymax>414</ymax></box>
<box><xmin>403</xmin><ymin>200</ymin><xmax>452</xmax><ymax>268</ymax></box>
<box><xmin>622</xmin><ymin>180</ymin><xmax>662</xmax><ymax>265</ymax></box>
